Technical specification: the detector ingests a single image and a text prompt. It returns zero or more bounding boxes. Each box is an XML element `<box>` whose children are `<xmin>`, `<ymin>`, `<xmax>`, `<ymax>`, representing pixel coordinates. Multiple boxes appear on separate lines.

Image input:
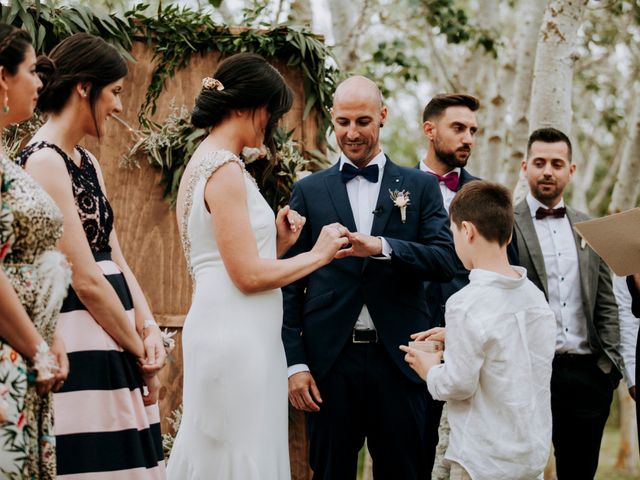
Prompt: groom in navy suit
<box><xmin>282</xmin><ymin>76</ymin><xmax>457</xmax><ymax>480</ymax></box>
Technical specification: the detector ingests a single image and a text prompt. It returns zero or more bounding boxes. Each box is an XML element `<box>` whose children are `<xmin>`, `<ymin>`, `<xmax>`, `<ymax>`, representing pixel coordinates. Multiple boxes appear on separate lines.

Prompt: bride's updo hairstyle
<box><xmin>0</xmin><ymin>24</ymin><xmax>33</xmax><ymax>73</ymax></box>
<box><xmin>36</xmin><ymin>33</ymin><xmax>128</xmax><ymax>135</ymax></box>
<box><xmin>191</xmin><ymin>52</ymin><xmax>293</xmax><ymax>155</ymax></box>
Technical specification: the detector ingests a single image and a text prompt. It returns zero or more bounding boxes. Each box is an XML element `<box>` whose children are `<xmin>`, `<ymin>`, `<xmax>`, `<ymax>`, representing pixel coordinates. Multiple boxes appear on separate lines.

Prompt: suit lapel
<box><xmin>371</xmin><ymin>158</ymin><xmax>404</xmax><ymax>237</ymax></box>
<box><xmin>515</xmin><ymin>200</ymin><xmax>549</xmax><ymax>298</ymax></box>
<box><xmin>324</xmin><ymin>163</ymin><xmax>357</xmax><ymax>232</ymax></box>
<box><xmin>457</xmin><ymin>168</ymin><xmax>478</xmax><ymax>189</ymax></box>
<box><xmin>567</xmin><ymin>207</ymin><xmax>591</xmax><ymax>309</ymax></box>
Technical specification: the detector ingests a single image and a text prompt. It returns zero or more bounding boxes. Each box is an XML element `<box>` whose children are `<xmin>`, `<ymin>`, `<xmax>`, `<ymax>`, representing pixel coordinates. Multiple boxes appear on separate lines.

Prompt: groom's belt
<box><xmin>352</xmin><ymin>329</ymin><xmax>378</xmax><ymax>343</ymax></box>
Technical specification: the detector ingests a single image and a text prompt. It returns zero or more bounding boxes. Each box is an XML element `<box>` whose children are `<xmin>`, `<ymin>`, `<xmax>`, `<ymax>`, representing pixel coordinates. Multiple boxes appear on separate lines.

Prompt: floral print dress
<box><xmin>0</xmin><ymin>154</ymin><xmax>69</xmax><ymax>479</ymax></box>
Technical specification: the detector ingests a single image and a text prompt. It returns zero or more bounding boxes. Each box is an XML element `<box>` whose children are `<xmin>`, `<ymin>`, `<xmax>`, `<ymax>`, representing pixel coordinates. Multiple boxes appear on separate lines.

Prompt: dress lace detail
<box><xmin>180</xmin><ymin>149</ymin><xmax>255</xmax><ymax>280</ymax></box>
<box><xmin>17</xmin><ymin>141</ymin><xmax>114</xmax><ymax>253</ymax></box>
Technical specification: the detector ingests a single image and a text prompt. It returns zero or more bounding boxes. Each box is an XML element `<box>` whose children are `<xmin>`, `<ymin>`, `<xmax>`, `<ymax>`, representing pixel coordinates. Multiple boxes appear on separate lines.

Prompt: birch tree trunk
<box><xmin>529</xmin><ymin>0</ymin><xmax>587</xmax><ymax>132</ymax></box>
<box><xmin>514</xmin><ymin>0</ymin><xmax>588</xmax><ymax>202</ymax></box>
<box><xmin>499</xmin><ymin>0</ymin><xmax>546</xmax><ymax>188</ymax></box>
<box><xmin>570</xmin><ymin>137</ymin><xmax>597</xmax><ymax>212</ymax></box>
<box><xmin>327</xmin><ymin>0</ymin><xmax>357</xmax><ymax>69</ymax></box>
<box><xmin>288</xmin><ymin>0</ymin><xmax>313</xmax><ymax>27</ymax></box>
<box><xmin>482</xmin><ymin>52</ymin><xmax>515</xmax><ymax>181</ymax></box>
<box><xmin>608</xmin><ymin>81</ymin><xmax>640</xmax><ymax>213</ymax></box>
<box><xmin>615</xmin><ymin>386</ymin><xmax>640</xmax><ymax>475</ymax></box>
<box><xmin>466</xmin><ymin>0</ymin><xmax>499</xmax><ymax>179</ymax></box>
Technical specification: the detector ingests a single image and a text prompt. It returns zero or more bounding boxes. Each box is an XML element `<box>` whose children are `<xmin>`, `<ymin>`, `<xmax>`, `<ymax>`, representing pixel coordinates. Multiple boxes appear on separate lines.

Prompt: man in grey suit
<box><xmin>515</xmin><ymin>127</ymin><xmax>624</xmax><ymax>479</ymax></box>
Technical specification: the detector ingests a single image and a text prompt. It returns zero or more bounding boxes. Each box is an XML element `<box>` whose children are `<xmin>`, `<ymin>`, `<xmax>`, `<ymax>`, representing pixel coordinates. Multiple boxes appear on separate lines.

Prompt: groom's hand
<box><xmin>288</xmin><ymin>371</ymin><xmax>322</xmax><ymax>412</ymax></box>
<box><xmin>334</xmin><ymin>232</ymin><xmax>382</xmax><ymax>259</ymax></box>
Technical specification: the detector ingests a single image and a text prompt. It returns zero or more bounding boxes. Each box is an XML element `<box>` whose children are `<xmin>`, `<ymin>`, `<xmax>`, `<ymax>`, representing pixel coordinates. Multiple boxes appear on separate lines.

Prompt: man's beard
<box><xmin>434</xmin><ymin>141</ymin><xmax>470</xmax><ymax>169</ymax></box>
<box><xmin>534</xmin><ymin>182</ymin><xmax>561</xmax><ymax>203</ymax></box>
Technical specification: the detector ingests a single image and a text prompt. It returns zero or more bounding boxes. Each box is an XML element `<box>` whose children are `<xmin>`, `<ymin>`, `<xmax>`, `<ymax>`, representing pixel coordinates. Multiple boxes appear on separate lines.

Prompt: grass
<box><xmin>353</xmin><ymin>428</ymin><xmax>639</xmax><ymax>480</ymax></box>
<box><xmin>595</xmin><ymin>428</ymin><xmax>640</xmax><ymax>480</ymax></box>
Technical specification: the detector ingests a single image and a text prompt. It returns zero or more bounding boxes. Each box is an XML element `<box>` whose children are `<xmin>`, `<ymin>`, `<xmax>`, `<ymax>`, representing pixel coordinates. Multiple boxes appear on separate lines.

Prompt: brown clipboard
<box><xmin>573</xmin><ymin>208</ymin><xmax>640</xmax><ymax>276</ymax></box>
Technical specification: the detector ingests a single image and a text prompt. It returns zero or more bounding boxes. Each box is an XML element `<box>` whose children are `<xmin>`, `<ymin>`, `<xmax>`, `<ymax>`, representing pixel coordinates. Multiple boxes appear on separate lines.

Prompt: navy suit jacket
<box><xmin>282</xmin><ymin>158</ymin><xmax>457</xmax><ymax>383</ymax></box>
<box><xmin>421</xmin><ymin>167</ymin><xmax>520</xmax><ymax>328</ymax></box>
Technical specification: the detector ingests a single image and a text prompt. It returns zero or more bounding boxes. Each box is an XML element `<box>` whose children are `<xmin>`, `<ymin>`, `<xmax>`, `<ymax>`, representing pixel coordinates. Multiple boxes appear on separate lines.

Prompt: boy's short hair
<box><xmin>422</xmin><ymin>93</ymin><xmax>480</xmax><ymax>122</ymax></box>
<box><xmin>449</xmin><ymin>181</ymin><xmax>513</xmax><ymax>247</ymax></box>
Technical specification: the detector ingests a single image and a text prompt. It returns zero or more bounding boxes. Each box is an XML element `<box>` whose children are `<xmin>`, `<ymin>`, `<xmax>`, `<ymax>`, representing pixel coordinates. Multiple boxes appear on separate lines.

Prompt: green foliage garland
<box><xmin>1</xmin><ymin>1</ymin><xmax>338</xmax><ymax>208</ymax></box>
<box><xmin>124</xmin><ymin>102</ymin><xmax>330</xmax><ymax>208</ymax></box>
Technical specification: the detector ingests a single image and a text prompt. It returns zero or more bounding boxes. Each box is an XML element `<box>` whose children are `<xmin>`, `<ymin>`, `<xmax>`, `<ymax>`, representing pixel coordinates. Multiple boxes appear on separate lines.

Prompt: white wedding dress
<box><xmin>167</xmin><ymin>150</ymin><xmax>291</xmax><ymax>480</ymax></box>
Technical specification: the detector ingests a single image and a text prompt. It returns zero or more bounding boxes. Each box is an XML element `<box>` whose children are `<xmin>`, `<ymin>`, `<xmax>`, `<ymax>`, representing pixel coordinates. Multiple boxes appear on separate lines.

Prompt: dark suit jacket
<box><xmin>421</xmin><ymin>167</ymin><xmax>520</xmax><ymax>328</ymax></box>
<box><xmin>282</xmin><ymin>158</ymin><xmax>457</xmax><ymax>383</ymax></box>
<box><xmin>514</xmin><ymin>200</ymin><xmax>623</xmax><ymax>383</ymax></box>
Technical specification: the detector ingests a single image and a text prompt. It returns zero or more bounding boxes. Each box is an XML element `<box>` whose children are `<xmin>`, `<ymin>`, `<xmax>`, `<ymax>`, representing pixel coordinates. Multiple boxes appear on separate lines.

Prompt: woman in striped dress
<box><xmin>18</xmin><ymin>33</ymin><xmax>167</xmax><ymax>478</ymax></box>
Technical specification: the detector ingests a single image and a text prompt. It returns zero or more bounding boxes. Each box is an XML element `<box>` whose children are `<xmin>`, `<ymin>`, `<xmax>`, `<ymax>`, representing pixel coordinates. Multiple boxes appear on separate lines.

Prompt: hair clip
<box><xmin>202</xmin><ymin>77</ymin><xmax>225</xmax><ymax>91</ymax></box>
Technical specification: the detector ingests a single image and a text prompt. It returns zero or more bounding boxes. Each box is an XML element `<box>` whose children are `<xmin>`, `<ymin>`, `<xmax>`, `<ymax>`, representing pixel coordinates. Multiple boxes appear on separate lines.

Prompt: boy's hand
<box><xmin>411</xmin><ymin>327</ymin><xmax>445</xmax><ymax>344</ymax></box>
<box><xmin>400</xmin><ymin>345</ymin><xmax>443</xmax><ymax>381</ymax></box>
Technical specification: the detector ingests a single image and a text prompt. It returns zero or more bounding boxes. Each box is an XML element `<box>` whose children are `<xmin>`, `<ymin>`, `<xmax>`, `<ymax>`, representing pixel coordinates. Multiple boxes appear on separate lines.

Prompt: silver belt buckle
<box><xmin>352</xmin><ymin>329</ymin><xmax>377</xmax><ymax>343</ymax></box>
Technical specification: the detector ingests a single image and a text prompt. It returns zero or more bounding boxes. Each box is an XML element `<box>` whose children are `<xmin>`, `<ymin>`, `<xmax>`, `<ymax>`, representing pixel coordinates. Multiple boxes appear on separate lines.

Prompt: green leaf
<box><xmin>36</xmin><ymin>24</ymin><xmax>46</xmax><ymax>52</ymax></box>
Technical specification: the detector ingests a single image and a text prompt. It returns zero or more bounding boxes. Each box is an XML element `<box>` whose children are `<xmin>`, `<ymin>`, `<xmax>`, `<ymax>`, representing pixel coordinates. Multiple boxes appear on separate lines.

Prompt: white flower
<box><xmin>241</xmin><ymin>146</ymin><xmax>268</xmax><ymax>164</ymax></box>
<box><xmin>389</xmin><ymin>189</ymin><xmax>411</xmax><ymax>223</ymax></box>
<box><xmin>202</xmin><ymin>77</ymin><xmax>224</xmax><ymax>91</ymax></box>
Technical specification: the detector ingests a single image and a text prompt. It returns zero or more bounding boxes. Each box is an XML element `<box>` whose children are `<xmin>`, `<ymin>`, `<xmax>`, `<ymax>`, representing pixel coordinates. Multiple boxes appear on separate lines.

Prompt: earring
<box><xmin>2</xmin><ymin>94</ymin><xmax>8</xmax><ymax>114</ymax></box>
<box><xmin>81</xmin><ymin>90</ymin><xmax>87</xmax><ymax>98</ymax></box>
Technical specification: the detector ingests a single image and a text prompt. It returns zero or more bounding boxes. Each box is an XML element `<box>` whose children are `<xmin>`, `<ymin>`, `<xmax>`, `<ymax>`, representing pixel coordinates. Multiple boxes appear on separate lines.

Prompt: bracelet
<box><xmin>142</xmin><ymin>319</ymin><xmax>159</xmax><ymax>330</ymax></box>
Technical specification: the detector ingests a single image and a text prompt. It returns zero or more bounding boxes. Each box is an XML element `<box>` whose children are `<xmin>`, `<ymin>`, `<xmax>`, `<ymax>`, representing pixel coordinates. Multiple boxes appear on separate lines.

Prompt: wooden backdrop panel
<box><xmin>82</xmin><ymin>41</ymin><xmax>316</xmax><ymax>477</ymax></box>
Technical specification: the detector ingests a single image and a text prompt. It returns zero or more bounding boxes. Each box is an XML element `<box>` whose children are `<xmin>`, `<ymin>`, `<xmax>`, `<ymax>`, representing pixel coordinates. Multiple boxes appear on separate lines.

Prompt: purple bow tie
<box><xmin>428</xmin><ymin>171</ymin><xmax>459</xmax><ymax>192</ymax></box>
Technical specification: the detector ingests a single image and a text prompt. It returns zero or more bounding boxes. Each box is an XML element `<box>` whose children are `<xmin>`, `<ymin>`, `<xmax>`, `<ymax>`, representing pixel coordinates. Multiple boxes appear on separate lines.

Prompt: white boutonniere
<box><xmin>389</xmin><ymin>189</ymin><xmax>410</xmax><ymax>223</ymax></box>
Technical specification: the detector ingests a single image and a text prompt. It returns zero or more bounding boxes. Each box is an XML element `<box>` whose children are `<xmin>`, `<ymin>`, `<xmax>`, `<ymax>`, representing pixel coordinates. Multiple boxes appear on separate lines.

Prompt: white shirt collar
<box><xmin>339</xmin><ymin>150</ymin><xmax>386</xmax><ymax>172</ymax></box>
<box><xmin>420</xmin><ymin>162</ymin><xmax>461</xmax><ymax>177</ymax></box>
<box><xmin>526</xmin><ymin>193</ymin><xmax>565</xmax><ymax>218</ymax></box>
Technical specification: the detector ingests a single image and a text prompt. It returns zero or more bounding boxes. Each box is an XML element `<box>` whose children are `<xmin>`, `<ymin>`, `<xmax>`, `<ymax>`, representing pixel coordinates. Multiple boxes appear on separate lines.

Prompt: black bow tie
<box><xmin>341</xmin><ymin>163</ymin><xmax>379</xmax><ymax>183</ymax></box>
<box><xmin>535</xmin><ymin>207</ymin><xmax>566</xmax><ymax>220</ymax></box>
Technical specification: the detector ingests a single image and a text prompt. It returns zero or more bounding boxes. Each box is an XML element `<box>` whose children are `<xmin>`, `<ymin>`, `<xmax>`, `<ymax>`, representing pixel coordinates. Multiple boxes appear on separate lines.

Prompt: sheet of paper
<box><xmin>573</xmin><ymin>208</ymin><xmax>640</xmax><ymax>276</ymax></box>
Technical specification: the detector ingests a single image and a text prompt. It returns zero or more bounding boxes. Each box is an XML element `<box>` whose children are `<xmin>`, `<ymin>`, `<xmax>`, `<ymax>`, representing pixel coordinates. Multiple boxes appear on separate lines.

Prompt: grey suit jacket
<box><xmin>514</xmin><ymin>199</ymin><xmax>623</xmax><ymax>381</ymax></box>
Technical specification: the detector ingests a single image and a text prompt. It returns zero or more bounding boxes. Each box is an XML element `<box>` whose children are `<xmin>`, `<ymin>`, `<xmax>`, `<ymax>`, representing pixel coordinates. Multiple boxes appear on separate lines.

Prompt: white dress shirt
<box><xmin>419</xmin><ymin>162</ymin><xmax>460</xmax><ymax>213</ymax></box>
<box><xmin>613</xmin><ymin>275</ymin><xmax>638</xmax><ymax>387</ymax></box>
<box><xmin>287</xmin><ymin>151</ymin><xmax>391</xmax><ymax>378</ymax></box>
<box><xmin>427</xmin><ymin>267</ymin><xmax>555</xmax><ymax>480</ymax></box>
<box><xmin>526</xmin><ymin>194</ymin><xmax>591</xmax><ymax>354</ymax></box>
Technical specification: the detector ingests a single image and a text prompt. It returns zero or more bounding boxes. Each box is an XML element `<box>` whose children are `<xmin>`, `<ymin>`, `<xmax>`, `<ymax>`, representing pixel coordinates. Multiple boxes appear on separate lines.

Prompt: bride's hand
<box><xmin>311</xmin><ymin>223</ymin><xmax>350</xmax><ymax>264</ymax></box>
<box><xmin>276</xmin><ymin>206</ymin><xmax>306</xmax><ymax>252</ymax></box>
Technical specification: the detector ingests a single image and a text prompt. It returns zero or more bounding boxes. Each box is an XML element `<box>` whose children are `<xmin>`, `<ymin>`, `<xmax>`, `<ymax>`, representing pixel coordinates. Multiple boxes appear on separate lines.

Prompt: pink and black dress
<box><xmin>18</xmin><ymin>141</ymin><xmax>165</xmax><ymax>479</ymax></box>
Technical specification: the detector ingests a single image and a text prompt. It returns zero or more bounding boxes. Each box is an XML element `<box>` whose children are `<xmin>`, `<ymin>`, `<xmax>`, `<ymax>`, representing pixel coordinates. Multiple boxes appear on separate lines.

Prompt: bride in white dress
<box><xmin>167</xmin><ymin>53</ymin><xmax>348</xmax><ymax>480</ymax></box>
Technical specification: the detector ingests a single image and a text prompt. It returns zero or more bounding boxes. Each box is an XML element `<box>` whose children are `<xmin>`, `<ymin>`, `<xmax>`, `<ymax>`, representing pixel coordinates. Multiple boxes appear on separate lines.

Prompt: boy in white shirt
<box><xmin>401</xmin><ymin>181</ymin><xmax>556</xmax><ymax>480</ymax></box>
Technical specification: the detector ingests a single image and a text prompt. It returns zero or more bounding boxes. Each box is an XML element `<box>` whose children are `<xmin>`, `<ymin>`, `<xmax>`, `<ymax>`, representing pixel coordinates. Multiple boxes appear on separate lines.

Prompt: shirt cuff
<box><xmin>288</xmin><ymin>363</ymin><xmax>310</xmax><ymax>378</ymax></box>
<box><xmin>370</xmin><ymin>237</ymin><xmax>392</xmax><ymax>260</ymax></box>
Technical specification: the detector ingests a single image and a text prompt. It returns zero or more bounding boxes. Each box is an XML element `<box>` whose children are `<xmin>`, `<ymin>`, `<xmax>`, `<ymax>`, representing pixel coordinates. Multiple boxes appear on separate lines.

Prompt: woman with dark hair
<box><xmin>0</xmin><ymin>24</ymin><xmax>69</xmax><ymax>478</ymax></box>
<box><xmin>17</xmin><ymin>32</ymin><xmax>166</xmax><ymax>478</ymax></box>
<box><xmin>167</xmin><ymin>52</ymin><xmax>348</xmax><ymax>479</ymax></box>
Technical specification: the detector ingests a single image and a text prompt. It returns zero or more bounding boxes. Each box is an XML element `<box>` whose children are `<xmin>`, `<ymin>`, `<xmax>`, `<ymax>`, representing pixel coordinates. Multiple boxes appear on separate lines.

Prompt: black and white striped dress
<box><xmin>18</xmin><ymin>142</ymin><xmax>165</xmax><ymax>479</ymax></box>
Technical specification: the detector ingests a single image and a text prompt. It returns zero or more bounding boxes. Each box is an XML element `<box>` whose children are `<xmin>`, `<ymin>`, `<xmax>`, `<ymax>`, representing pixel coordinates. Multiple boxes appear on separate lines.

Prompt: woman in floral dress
<box><xmin>19</xmin><ymin>33</ymin><xmax>166</xmax><ymax>478</ymax></box>
<box><xmin>0</xmin><ymin>24</ymin><xmax>70</xmax><ymax>478</ymax></box>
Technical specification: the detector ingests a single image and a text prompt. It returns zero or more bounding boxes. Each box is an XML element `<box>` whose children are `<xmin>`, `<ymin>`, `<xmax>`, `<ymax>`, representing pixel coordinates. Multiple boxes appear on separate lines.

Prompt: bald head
<box><xmin>331</xmin><ymin>76</ymin><xmax>387</xmax><ymax>167</ymax></box>
<box><xmin>333</xmin><ymin>76</ymin><xmax>383</xmax><ymax>109</ymax></box>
